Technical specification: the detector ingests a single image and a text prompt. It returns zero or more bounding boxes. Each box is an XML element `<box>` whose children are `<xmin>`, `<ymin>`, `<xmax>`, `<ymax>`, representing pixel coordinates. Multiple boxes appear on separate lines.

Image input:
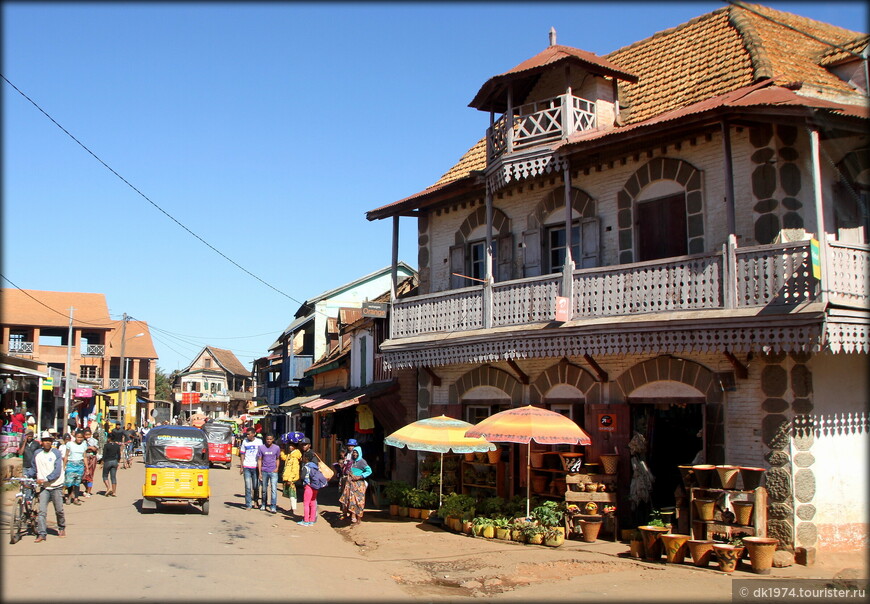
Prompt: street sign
<box><xmin>810</xmin><ymin>238</ymin><xmax>821</xmax><ymax>279</ymax></box>
<box><xmin>42</xmin><ymin>377</ymin><xmax>53</xmax><ymax>390</ymax></box>
<box><xmin>362</xmin><ymin>302</ymin><xmax>387</xmax><ymax>318</ymax></box>
<box><xmin>555</xmin><ymin>296</ymin><xmax>570</xmax><ymax>322</ymax></box>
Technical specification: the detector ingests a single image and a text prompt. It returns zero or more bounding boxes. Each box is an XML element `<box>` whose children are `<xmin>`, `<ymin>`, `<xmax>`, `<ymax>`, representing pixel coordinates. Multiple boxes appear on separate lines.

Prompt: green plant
<box><xmin>417</xmin><ymin>473</ymin><xmax>440</xmax><ymax>492</ymax></box>
<box><xmin>419</xmin><ymin>490</ymin><xmax>439</xmax><ymax>510</ymax></box>
<box><xmin>729</xmin><ymin>536</ymin><xmax>745</xmax><ymax>547</ymax></box>
<box><xmin>471</xmin><ymin>516</ymin><xmax>493</xmax><ymax>527</ymax></box>
<box><xmin>503</xmin><ymin>494</ymin><xmax>534</xmax><ymax>519</ymax></box>
<box><xmin>477</xmin><ymin>496</ymin><xmax>504</xmax><ymax>518</ymax></box>
<box><xmin>383</xmin><ymin>481</ymin><xmax>411</xmax><ymax>506</ymax></box>
<box><xmin>542</xmin><ymin>527</ymin><xmax>563</xmax><ymax>541</ymax></box>
<box><xmin>491</xmin><ymin>516</ymin><xmax>510</xmax><ymax>529</ymax></box>
<box><xmin>405</xmin><ymin>488</ymin><xmax>426</xmax><ymax>509</ymax></box>
<box><xmin>647</xmin><ymin>518</ymin><xmax>667</xmax><ymax>528</ymax></box>
<box><xmin>520</xmin><ymin>524</ymin><xmax>546</xmax><ymax>538</ymax></box>
<box><xmin>438</xmin><ymin>492</ymin><xmax>475</xmax><ymax>519</ymax></box>
<box><xmin>531</xmin><ymin>500</ymin><xmax>564</xmax><ymax>527</ymax></box>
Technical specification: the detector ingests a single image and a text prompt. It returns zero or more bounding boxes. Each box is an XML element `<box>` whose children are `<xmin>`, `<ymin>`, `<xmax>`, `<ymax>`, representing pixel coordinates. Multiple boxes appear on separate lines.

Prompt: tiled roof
<box><xmin>1</xmin><ymin>289</ymin><xmax>112</xmax><ymax>328</ymax></box>
<box><xmin>818</xmin><ymin>34</ymin><xmax>869</xmax><ymax>66</ymax></box>
<box><xmin>368</xmin><ymin>2</ymin><xmax>866</xmax><ymax>216</ymax></box>
<box><xmin>206</xmin><ymin>346</ymin><xmax>250</xmax><ymax>377</ymax></box>
<box><xmin>106</xmin><ymin>320</ymin><xmax>158</xmax><ymax>358</ymax></box>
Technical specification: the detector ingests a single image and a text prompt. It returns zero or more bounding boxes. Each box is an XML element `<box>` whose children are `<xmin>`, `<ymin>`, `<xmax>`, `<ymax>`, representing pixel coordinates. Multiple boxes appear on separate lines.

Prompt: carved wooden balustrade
<box><xmin>388</xmin><ymin>241</ymin><xmax>869</xmax><ymax>340</ymax></box>
<box><xmin>487</xmin><ymin>93</ymin><xmax>597</xmax><ymax>161</ymax></box>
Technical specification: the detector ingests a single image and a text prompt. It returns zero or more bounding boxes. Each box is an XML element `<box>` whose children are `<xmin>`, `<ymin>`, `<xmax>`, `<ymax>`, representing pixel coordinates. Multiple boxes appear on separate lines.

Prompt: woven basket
<box><xmin>732</xmin><ymin>501</ymin><xmax>754</xmax><ymax>526</ymax></box>
<box><xmin>599</xmin><ymin>454</ymin><xmax>619</xmax><ymax>475</ymax></box>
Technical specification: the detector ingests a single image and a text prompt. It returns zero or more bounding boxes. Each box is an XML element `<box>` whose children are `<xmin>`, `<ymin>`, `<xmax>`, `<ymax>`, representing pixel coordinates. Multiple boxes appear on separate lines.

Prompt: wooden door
<box><xmin>637</xmin><ymin>194</ymin><xmax>687</xmax><ymax>261</ymax></box>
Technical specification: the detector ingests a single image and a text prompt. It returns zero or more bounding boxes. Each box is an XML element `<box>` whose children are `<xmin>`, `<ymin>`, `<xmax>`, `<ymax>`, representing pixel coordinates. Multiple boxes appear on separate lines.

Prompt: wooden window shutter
<box><xmin>522</xmin><ymin>229</ymin><xmax>541</xmax><ymax>277</ymax></box>
<box><xmin>449</xmin><ymin>244</ymin><xmax>466</xmax><ymax>289</ymax></box>
<box><xmin>497</xmin><ymin>233</ymin><xmax>513</xmax><ymax>282</ymax></box>
<box><xmin>579</xmin><ymin>217</ymin><xmax>600</xmax><ymax>268</ymax></box>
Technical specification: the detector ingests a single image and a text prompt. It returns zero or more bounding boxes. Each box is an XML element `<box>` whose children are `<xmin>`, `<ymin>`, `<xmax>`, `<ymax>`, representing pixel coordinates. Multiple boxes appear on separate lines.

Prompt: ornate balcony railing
<box><xmin>8</xmin><ymin>341</ymin><xmax>33</xmax><ymax>355</ymax></box>
<box><xmin>108</xmin><ymin>378</ymin><xmax>134</xmax><ymax>388</ymax></box>
<box><xmin>389</xmin><ymin>241</ymin><xmax>868</xmax><ymax>340</ymax></box>
<box><xmin>82</xmin><ymin>344</ymin><xmax>105</xmax><ymax>357</ymax></box>
<box><xmin>488</xmin><ymin>93</ymin><xmax>597</xmax><ymax>162</ymax></box>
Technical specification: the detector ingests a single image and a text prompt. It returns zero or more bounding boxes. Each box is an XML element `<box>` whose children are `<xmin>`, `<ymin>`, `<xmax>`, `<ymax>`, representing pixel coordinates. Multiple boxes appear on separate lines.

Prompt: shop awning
<box><xmin>278</xmin><ymin>394</ymin><xmax>322</xmax><ymax>409</ymax></box>
<box><xmin>247</xmin><ymin>405</ymin><xmax>270</xmax><ymax>413</ymax></box>
<box><xmin>302</xmin><ymin>380</ymin><xmax>399</xmax><ymax>412</ymax></box>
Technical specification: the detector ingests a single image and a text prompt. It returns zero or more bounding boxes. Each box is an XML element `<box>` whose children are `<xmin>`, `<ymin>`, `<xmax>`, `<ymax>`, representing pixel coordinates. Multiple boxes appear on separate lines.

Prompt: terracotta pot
<box><xmin>638</xmin><ymin>526</ymin><xmax>669</xmax><ymax>560</ymax></box>
<box><xmin>409</xmin><ymin>507</ymin><xmax>422</xmax><ymax>519</ymax></box>
<box><xmin>743</xmin><ymin>537</ymin><xmax>779</xmax><ymax>574</ymax></box>
<box><xmin>740</xmin><ymin>467</ymin><xmax>766</xmax><ymax>490</ymax></box>
<box><xmin>398</xmin><ymin>506</ymin><xmax>409</xmax><ymax>518</ymax></box>
<box><xmin>584</xmin><ymin>463</ymin><xmax>599</xmax><ymax>474</ymax></box>
<box><xmin>629</xmin><ymin>539</ymin><xmax>644</xmax><ymax>558</ymax></box>
<box><xmin>692</xmin><ymin>465</ymin><xmax>717</xmax><ymax>488</ymax></box>
<box><xmin>660</xmin><ymin>533</ymin><xmax>691</xmax><ymax>564</ymax></box>
<box><xmin>713</xmin><ymin>544</ymin><xmax>745</xmax><ymax>573</ymax></box>
<box><xmin>599</xmin><ymin>454</ymin><xmax>620</xmax><ymax>475</ymax></box>
<box><xmin>389</xmin><ymin>504</ymin><xmax>399</xmax><ymax>516</ymax></box>
<box><xmin>716</xmin><ymin>465</ymin><xmax>740</xmax><ymax>490</ymax></box>
<box><xmin>462</xmin><ymin>520</ymin><xmax>473</xmax><ymax>534</ymax></box>
<box><xmin>464</xmin><ymin>453</ymin><xmax>475</xmax><ymax>462</ymax></box>
<box><xmin>487</xmin><ymin>449</ymin><xmax>500</xmax><ymax>464</ymax></box>
<box><xmin>732</xmin><ymin>501</ymin><xmax>754</xmax><ymax>526</ymax></box>
<box><xmin>531</xmin><ymin>475</ymin><xmax>548</xmax><ymax>493</ymax></box>
<box><xmin>687</xmin><ymin>539</ymin><xmax>715</xmax><ymax>567</ymax></box>
<box><xmin>560</xmin><ymin>452</ymin><xmax>583</xmax><ymax>471</ymax></box>
<box><xmin>530</xmin><ymin>451</ymin><xmax>546</xmax><ymax>467</ymax></box>
<box><xmin>678</xmin><ymin>465</ymin><xmax>696</xmax><ymax>489</ymax></box>
<box><xmin>579</xmin><ymin>520</ymin><xmax>603</xmax><ymax>543</ymax></box>
<box><xmin>694</xmin><ymin>498</ymin><xmax>716</xmax><ymax>521</ymax></box>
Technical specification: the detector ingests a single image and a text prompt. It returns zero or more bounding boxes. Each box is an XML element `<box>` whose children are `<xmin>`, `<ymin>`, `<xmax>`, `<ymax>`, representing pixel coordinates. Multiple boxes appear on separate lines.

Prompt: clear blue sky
<box><xmin>3</xmin><ymin>1</ymin><xmax>866</xmax><ymax>373</ymax></box>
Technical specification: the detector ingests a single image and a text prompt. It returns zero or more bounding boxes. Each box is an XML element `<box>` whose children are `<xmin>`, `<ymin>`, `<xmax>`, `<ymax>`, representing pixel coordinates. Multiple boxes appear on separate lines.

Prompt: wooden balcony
<box><xmin>488</xmin><ymin>93</ymin><xmax>596</xmax><ymax>162</ymax></box>
<box><xmin>389</xmin><ymin>241</ymin><xmax>869</xmax><ymax>340</ymax></box>
<box><xmin>82</xmin><ymin>344</ymin><xmax>105</xmax><ymax>357</ymax></box>
<box><xmin>7</xmin><ymin>341</ymin><xmax>33</xmax><ymax>355</ymax></box>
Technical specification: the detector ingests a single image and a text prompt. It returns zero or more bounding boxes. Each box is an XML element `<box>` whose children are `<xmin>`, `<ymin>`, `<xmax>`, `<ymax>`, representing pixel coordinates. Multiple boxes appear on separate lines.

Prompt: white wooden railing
<box><xmin>389</xmin><ymin>241</ymin><xmax>868</xmax><ymax>340</ymax></box>
<box><xmin>488</xmin><ymin>93</ymin><xmax>597</xmax><ymax>161</ymax></box>
<box><xmin>82</xmin><ymin>344</ymin><xmax>105</xmax><ymax>357</ymax></box>
<box><xmin>7</xmin><ymin>341</ymin><xmax>33</xmax><ymax>354</ymax></box>
<box><xmin>108</xmin><ymin>378</ymin><xmax>134</xmax><ymax>388</ymax></box>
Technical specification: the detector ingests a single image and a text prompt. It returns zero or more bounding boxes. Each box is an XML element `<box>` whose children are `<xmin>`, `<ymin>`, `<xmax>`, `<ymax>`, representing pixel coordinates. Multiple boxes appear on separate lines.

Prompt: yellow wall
<box><xmin>99</xmin><ymin>389</ymin><xmax>139</xmax><ymax>429</ymax></box>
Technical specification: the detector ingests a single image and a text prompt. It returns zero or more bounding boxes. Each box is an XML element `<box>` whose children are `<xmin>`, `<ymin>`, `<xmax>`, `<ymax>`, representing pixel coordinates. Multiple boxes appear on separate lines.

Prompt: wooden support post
<box><xmin>723</xmin><ymin>351</ymin><xmax>748</xmax><ymax>379</ymax></box>
<box><xmin>422</xmin><ymin>366</ymin><xmax>441</xmax><ymax>387</ymax></box>
<box><xmin>506</xmin><ymin>359</ymin><xmax>529</xmax><ymax>385</ymax></box>
<box><xmin>583</xmin><ymin>354</ymin><xmax>609</xmax><ymax>382</ymax></box>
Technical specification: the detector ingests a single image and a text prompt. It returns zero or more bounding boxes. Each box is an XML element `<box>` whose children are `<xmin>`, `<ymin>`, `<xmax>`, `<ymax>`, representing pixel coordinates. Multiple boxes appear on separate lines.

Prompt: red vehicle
<box><xmin>201</xmin><ymin>421</ymin><xmax>234</xmax><ymax>468</ymax></box>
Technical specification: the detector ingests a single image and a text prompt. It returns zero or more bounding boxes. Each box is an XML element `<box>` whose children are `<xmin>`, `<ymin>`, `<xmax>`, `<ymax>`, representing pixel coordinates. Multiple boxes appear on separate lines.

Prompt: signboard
<box><xmin>182</xmin><ymin>392</ymin><xmax>201</xmax><ymax>406</ymax></box>
<box><xmin>597</xmin><ymin>413</ymin><xmax>616</xmax><ymax>432</ymax></box>
<box><xmin>362</xmin><ymin>302</ymin><xmax>388</xmax><ymax>318</ymax></box>
<box><xmin>74</xmin><ymin>387</ymin><xmax>94</xmax><ymax>398</ymax></box>
<box><xmin>810</xmin><ymin>238</ymin><xmax>821</xmax><ymax>280</ymax></box>
<box><xmin>42</xmin><ymin>377</ymin><xmax>54</xmax><ymax>390</ymax></box>
<box><xmin>555</xmin><ymin>296</ymin><xmax>571</xmax><ymax>322</ymax></box>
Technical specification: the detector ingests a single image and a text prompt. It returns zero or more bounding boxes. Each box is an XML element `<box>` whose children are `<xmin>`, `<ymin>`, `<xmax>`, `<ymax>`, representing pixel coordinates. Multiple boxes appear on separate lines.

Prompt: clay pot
<box><xmin>579</xmin><ymin>519</ymin><xmax>603</xmax><ymax>543</ymax></box>
<box><xmin>389</xmin><ymin>504</ymin><xmax>399</xmax><ymax>516</ymax></box>
<box><xmin>462</xmin><ymin>520</ymin><xmax>473</xmax><ymax>534</ymax></box>
<box><xmin>464</xmin><ymin>453</ymin><xmax>475</xmax><ymax>462</ymax></box>
<box><xmin>398</xmin><ymin>506</ymin><xmax>409</xmax><ymax>517</ymax></box>
<box><xmin>687</xmin><ymin>539</ymin><xmax>715</xmax><ymax>567</ymax></box>
<box><xmin>629</xmin><ymin>539</ymin><xmax>644</xmax><ymax>558</ymax></box>
<box><xmin>584</xmin><ymin>463</ymin><xmax>599</xmax><ymax>474</ymax></box>
<box><xmin>409</xmin><ymin>507</ymin><xmax>422</xmax><ymax>519</ymax></box>
<box><xmin>694</xmin><ymin>498</ymin><xmax>716</xmax><ymax>521</ymax></box>
<box><xmin>678</xmin><ymin>465</ymin><xmax>696</xmax><ymax>489</ymax></box>
<box><xmin>743</xmin><ymin>537</ymin><xmax>779</xmax><ymax>574</ymax></box>
<box><xmin>740</xmin><ymin>467</ymin><xmax>766</xmax><ymax>490</ymax></box>
<box><xmin>660</xmin><ymin>533</ymin><xmax>691</xmax><ymax>564</ymax></box>
<box><xmin>531</xmin><ymin>475</ymin><xmax>548</xmax><ymax>493</ymax></box>
<box><xmin>732</xmin><ymin>501</ymin><xmax>754</xmax><ymax>526</ymax></box>
<box><xmin>530</xmin><ymin>451</ymin><xmax>546</xmax><ymax>467</ymax></box>
<box><xmin>486</xmin><ymin>449</ymin><xmax>500</xmax><ymax>464</ymax></box>
<box><xmin>692</xmin><ymin>465</ymin><xmax>717</xmax><ymax>488</ymax></box>
<box><xmin>713</xmin><ymin>544</ymin><xmax>745</xmax><ymax>573</ymax></box>
<box><xmin>638</xmin><ymin>526</ymin><xmax>669</xmax><ymax>561</ymax></box>
<box><xmin>716</xmin><ymin>465</ymin><xmax>740</xmax><ymax>490</ymax></box>
<box><xmin>599</xmin><ymin>454</ymin><xmax>619</xmax><ymax>475</ymax></box>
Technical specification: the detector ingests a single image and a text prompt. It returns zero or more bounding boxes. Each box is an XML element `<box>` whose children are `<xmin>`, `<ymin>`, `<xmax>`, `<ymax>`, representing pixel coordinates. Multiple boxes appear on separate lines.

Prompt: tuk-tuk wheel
<box><xmin>201</xmin><ymin>500</ymin><xmax>210</xmax><ymax>515</ymax></box>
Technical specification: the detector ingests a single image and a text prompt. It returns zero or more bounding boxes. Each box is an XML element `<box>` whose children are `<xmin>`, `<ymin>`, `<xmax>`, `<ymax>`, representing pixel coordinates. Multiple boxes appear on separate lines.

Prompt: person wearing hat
<box><xmin>336</xmin><ymin>438</ymin><xmax>358</xmax><ymax>520</ymax></box>
<box><xmin>34</xmin><ymin>431</ymin><xmax>66</xmax><ymax>542</ymax></box>
<box><xmin>17</xmin><ymin>430</ymin><xmax>41</xmax><ymax>478</ymax></box>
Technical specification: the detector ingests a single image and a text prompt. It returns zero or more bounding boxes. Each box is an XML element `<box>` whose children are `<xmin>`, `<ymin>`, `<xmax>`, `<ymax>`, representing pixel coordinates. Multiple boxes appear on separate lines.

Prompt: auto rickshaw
<box><xmin>201</xmin><ymin>420</ymin><xmax>234</xmax><ymax>468</ymax></box>
<box><xmin>141</xmin><ymin>425</ymin><xmax>210</xmax><ymax>514</ymax></box>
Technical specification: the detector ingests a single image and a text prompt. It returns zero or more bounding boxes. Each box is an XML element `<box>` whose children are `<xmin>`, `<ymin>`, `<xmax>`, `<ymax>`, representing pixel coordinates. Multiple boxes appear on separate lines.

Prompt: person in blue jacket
<box><xmin>338</xmin><ymin>445</ymin><xmax>372</xmax><ymax>525</ymax></box>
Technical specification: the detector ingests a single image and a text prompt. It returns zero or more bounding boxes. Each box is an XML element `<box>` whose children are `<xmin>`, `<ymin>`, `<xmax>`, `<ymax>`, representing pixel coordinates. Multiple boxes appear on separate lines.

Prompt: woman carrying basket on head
<box><xmin>338</xmin><ymin>445</ymin><xmax>371</xmax><ymax>525</ymax></box>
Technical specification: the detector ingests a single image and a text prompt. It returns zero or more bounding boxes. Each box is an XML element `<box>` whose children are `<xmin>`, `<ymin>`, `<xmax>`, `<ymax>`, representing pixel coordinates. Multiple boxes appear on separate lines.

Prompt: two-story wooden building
<box><xmin>367</xmin><ymin>4</ymin><xmax>868</xmax><ymax>557</ymax></box>
<box><xmin>174</xmin><ymin>346</ymin><xmax>253</xmax><ymax>419</ymax></box>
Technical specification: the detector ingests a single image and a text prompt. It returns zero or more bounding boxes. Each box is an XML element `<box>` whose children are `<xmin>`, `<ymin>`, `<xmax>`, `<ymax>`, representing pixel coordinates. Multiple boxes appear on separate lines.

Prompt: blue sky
<box><xmin>3</xmin><ymin>1</ymin><xmax>867</xmax><ymax>373</ymax></box>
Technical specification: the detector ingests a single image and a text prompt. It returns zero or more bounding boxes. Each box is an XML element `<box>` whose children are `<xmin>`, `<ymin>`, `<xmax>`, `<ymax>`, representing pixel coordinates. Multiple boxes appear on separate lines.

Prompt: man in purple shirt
<box><xmin>257</xmin><ymin>433</ymin><xmax>281</xmax><ymax>513</ymax></box>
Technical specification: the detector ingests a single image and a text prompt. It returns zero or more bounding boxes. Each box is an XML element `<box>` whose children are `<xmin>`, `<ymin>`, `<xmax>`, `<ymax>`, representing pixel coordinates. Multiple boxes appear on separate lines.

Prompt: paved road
<box><xmin>1</xmin><ymin>456</ymin><xmax>411</xmax><ymax>603</ymax></box>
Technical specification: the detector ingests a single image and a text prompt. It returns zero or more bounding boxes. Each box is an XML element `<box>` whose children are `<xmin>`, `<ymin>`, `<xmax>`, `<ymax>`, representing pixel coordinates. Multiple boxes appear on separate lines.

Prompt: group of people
<box><xmin>16</xmin><ymin>423</ymin><xmax>136</xmax><ymax>542</ymax></box>
<box><xmin>236</xmin><ymin>429</ymin><xmax>372</xmax><ymax>527</ymax></box>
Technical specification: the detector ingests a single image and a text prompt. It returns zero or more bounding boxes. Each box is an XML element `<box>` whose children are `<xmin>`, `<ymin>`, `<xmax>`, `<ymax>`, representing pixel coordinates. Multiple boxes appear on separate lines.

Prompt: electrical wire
<box><xmin>0</xmin><ymin>274</ymin><xmax>117</xmax><ymax>327</ymax></box>
<box><xmin>0</xmin><ymin>72</ymin><xmax>320</xmax><ymax>315</ymax></box>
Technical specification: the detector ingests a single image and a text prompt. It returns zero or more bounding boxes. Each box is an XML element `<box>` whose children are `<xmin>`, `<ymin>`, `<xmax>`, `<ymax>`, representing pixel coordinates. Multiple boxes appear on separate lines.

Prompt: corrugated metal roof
<box><xmin>301</xmin><ymin>379</ymin><xmax>399</xmax><ymax>412</ymax></box>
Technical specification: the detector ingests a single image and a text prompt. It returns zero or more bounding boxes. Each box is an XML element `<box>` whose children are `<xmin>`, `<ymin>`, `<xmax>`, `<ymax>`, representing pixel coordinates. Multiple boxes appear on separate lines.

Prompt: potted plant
<box><xmin>461</xmin><ymin>511</ymin><xmax>475</xmax><ymax>535</ymax></box>
<box><xmin>384</xmin><ymin>481</ymin><xmax>410</xmax><ymax>517</ymax></box>
<box><xmin>638</xmin><ymin>517</ymin><xmax>670</xmax><ymax>560</ymax></box>
<box><xmin>511</xmin><ymin>517</ymin><xmax>531</xmax><ymax>542</ymax></box>
<box><xmin>579</xmin><ymin>516</ymin><xmax>604</xmax><ymax>542</ymax></box>
<box><xmin>472</xmin><ymin>516</ymin><xmax>495</xmax><ymax>538</ymax></box>
<box><xmin>521</xmin><ymin>523</ymin><xmax>546</xmax><ymax>545</ymax></box>
<box><xmin>477</xmin><ymin>496</ymin><xmax>504</xmax><ymax>518</ymax></box>
<box><xmin>438</xmin><ymin>492</ymin><xmax>472</xmax><ymax>531</ymax></box>
<box><xmin>492</xmin><ymin>516</ymin><xmax>511</xmax><ymax>540</ymax></box>
<box><xmin>713</xmin><ymin>536</ymin><xmax>745</xmax><ymax>573</ymax></box>
<box><xmin>405</xmin><ymin>488</ymin><xmax>425</xmax><ymax>519</ymax></box>
<box><xmin>531</xmin><ymin>500</ymin><xmax>564</xmax><ymax>531</ymax></box>
<box><xmin>419</xmin><ymin>490</ymin><xmax>439</xmax><ymax>519</ymax></box>
<box><xmin>543</xmin><ymin>527</ymin><xmax>564</xmax><ymax>547</ymax></box>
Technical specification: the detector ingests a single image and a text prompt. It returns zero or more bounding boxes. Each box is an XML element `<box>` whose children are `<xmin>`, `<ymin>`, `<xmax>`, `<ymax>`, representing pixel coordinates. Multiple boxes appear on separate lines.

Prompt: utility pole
<box><xmin>63</xmin><ymin>307</ymin><xmax>74</xmax><ymax>433</ymax></box>
<box><xmin>119</xmin><ymin>313</ymin><xmax>127</xmax><ymax>427</ymax></box>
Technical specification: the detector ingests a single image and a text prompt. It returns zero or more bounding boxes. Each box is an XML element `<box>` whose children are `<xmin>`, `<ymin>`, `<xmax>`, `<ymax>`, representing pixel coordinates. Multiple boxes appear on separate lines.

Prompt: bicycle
<box><xmin>8</xmin><ymin>477</ymin><xmax>40</xmax><ymax>544</ymax></box>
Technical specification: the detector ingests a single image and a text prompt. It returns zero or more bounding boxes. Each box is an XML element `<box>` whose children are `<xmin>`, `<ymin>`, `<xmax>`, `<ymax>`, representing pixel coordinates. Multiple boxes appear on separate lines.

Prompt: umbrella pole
<box><xmin>526</xmin><ymin>442</ymin><xmax>531</xmax><ymax>518</ymax></box>
<box><xmin>439</xmin><ymin>451</ymin><xmax>444</xmax><ymax>510</ymax></box>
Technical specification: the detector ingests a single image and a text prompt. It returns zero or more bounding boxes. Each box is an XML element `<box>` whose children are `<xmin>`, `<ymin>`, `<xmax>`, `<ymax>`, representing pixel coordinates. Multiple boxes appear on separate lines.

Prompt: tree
<box><xmin>154</xmin><ymin>366</ymin><xmax>173</xmax><ymax>401</ymax></box>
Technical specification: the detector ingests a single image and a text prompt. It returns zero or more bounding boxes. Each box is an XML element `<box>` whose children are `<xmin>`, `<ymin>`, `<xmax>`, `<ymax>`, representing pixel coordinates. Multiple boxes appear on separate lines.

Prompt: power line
<box><xmin>0</xmin><ymin>72</ymin><xmax>316</xmax><ymax>312</ymax></box>
<box><xmin>0</xmin><ymin>275</ymin><xmax>117</xmax><ymax>327</ymax></box>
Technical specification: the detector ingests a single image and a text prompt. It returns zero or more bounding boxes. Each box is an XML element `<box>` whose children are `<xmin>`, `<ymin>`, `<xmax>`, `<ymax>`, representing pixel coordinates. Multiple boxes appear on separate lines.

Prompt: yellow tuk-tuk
<box><xmin>141</xmin><ymin>425</ymin><xmax>211</xmax><ymax>514</ymax></box>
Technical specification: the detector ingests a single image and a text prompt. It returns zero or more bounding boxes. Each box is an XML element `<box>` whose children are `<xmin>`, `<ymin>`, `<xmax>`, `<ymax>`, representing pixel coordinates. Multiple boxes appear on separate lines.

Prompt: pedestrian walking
<box><xmin>257</xmin><ymin>433</ymin><xmax>281</xmax><ymax>513</ymax></box>
<box><xmin>82</xmin><ymin>428</ymin><xmax>99</xmax><ymax>497</ymax></box>
<box><xmin>279</xmin><ymin>439</ymin><xmax>301</xmax><ymax>516</ymax></box>
<box><xmin>101</xmin><ymin>433</ymin><xmax>121</xmax><ymax>496</ymax></box>
<box><xmin>17</xmin><ymin>430</ymin><xmax>41</xmax><ymax>478</ymax></box>
<box><xmin>338</xmin><ymin>445</ymin><xmax>372</xmax><ymax>525</ymax></box>
<box><xmin>337</xmin><ymin>438</ymin><xmax>357</xmax><ymax>519</ymax></box>
<box><xmin>298</xmin><ymin>448</ymin><xmax>326</xmax><ymax>526</ymax></box>
<box><xmin>63</xmin><ymin>430</ymin><xmax>87</xmax><ymax>505</ymax></box>
<box><xmin>239</xmin><ymin>427</ymin><xmax>263</xmax><ymax>510</ymax></box>
<box><xmin>34</xmin><ymin>431</ymin><xmax>66</xmax><ymax>542</ymax></box>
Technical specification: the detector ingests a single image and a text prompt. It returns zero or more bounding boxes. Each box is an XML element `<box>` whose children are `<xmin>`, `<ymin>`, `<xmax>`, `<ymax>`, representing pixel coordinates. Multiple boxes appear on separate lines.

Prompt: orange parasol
<box><xmin>465</xmin><ymin>405</ymin><xmax>591</xmax><ymax>517</ymax></box>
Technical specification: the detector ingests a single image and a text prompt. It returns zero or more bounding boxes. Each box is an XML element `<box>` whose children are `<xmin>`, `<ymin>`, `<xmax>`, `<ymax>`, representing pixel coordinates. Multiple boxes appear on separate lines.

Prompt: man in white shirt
<box><xmin>238</xmin><ymin>427</ymin><xmax>263</xmax><ymax>510</ymax></box>
<box><xmin>34</xmin><ymin>431</ymin><xmax>66</xmax><ymax>542</ymax></box>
